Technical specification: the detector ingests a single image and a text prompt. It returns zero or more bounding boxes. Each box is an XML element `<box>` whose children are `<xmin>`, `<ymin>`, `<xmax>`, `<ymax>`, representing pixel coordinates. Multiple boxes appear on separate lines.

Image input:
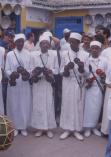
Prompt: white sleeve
<box><xmin>107</xmin><ymin>93</ymin><xmax>111</xmax><ymax>120</ymax></box>
<box><xmin>51</xmin><ymin>54</ymin><xmax>59</xmax><ymax>75</ymax></box>
<box><xmin>30</xmin><ymin>53</ymin><xmax>36</xmax><ymax>73</ymax></box>
<box><xmin>106</xmin><ymin>65</ymin><xmax>111</xmax><ymax>84</ymax></box>
<box><xmin>27</xmin><ymin>53</ymin><xmax>32</xmax><ymax>73</ymax></box>
<box><xmin>60</xmin><ymin>55</ymin><xmax>66</xmax><ymax>74</ymax></box>
<box><xmin>0</xmin><ymin>47</ymin><xmax>5</xmax><ymax>69</ymax></box>
<box><xmin>5</xmin><ymin>54</ymin><xmax>12</xmax><ymax>77</ymax></box>
<box><xmin>0</xmin><ymin>68</ymin><xmax>2</xmax><ymax>82</ymax></box>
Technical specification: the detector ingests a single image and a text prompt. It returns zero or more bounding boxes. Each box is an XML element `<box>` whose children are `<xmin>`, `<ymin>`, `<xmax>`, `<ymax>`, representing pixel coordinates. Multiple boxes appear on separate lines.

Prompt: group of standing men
<box><xmin>0</xmin><ymin>27</ymin><xmax>111</xmax><ymax>144</ymax></box>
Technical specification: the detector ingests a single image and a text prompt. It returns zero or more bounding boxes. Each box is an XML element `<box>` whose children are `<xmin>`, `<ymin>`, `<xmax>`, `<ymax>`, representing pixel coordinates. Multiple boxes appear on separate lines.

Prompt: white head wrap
<box><xmin>70</xmin><ymin>32</ymin><xmax>82</xmax><ymax>41</ymax></box>
<box><xmin>90</xmin><ymin>41</ymin><xmax>102</xmax><ymax>48</ymax></box>
<box><xmin>39</xmin><ymin>35</ymin><xmax>50</xmax><ymax>44</ymax></box>
<box><xmin>14</xmin><ymin>33</ymin><xmax>26</xmax><ymax>42</ymax></box>
<box><xmin>42</xmin><ymin>31</ymin><xmax>53</xmax><ymax>38</ymax></box>
<box><xmin>63</xmin><ymin>28</ymin><xmax>70</xmax><ymax>34</ymax></box>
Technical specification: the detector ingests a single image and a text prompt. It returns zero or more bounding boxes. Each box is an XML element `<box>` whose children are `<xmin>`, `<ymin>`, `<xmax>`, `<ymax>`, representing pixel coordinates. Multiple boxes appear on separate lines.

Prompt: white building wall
<box><xmin>26</xmin><ymin>7</ymin><xmax>51</xmax><ymax>23</ymax></box>
<box><xmin>88</xmin><ymin>8</ymin><xmax>111</xmax><ymax>33</ymax></box>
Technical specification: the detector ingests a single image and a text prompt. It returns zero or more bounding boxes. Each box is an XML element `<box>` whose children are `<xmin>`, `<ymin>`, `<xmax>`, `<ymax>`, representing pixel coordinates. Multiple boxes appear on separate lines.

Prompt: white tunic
<box><xmin>0</xmin><ymin>47</ymin><xmax>5</xmax><ymax>69</ymax></box>
<box><xmin>60</xmin><ymin>49</ymin><xmax>88</xmax><ymax>131</ymax></box>
<box><xmin>0</xmin><ymin>68</ymin><xmax>3</xmax><ymax>114</ymax></box>
<box><xmin>0</xmin><ymin>47</ymin><xmax>5</xmax><ymax>115</ymax></box>
<box><xmin>101</xmin><ymin>47</ymin><xmax>111</xmax><ymax>134</ymax></box>
<box><xmin>5</xmin><ymin>48</ymin><xmax>32</xmax><ymax>130</ymax></box>
<box><xmin>24</xmin><ymin>40</ymin><xmax>35</xmax><ymax>52</ymax></box>
<box><xmin>31</xmin><ymin>50</ymin><xmax>57</xmax><ymax>130</ymax></box>
<box><xmin>83</xmin><ymin>56</ymin><xmax>108</xmax><ymax>128</ymax></box>
<box><xmin>107</xmin><ymin>69</ymin><xmax>111</xmax><ymax>121</ymax></box>
<box><xmin>60</xmin><ymin>38</ymin><xmax>70</xmax><ymax>51</ymax></box>
<box><xmin>107</xmin><ymin>93</ymin><xmax>111</xmax><ymax>121</ymax></box>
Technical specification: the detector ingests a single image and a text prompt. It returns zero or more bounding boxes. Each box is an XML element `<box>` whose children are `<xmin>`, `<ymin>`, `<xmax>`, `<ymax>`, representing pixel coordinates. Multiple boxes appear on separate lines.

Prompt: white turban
<box><xmin>42</xmin><ymin>31</ymin><xmax>53</xmax><ymax>38</ymax></box>
<box><xmin>63</xmin><ymin>28</ymin><xmax>70</xmax><ymax>34</ymax></box>
<box><xmin>14</xmin><ymin>33</ymin><xmax>26</xmax><ymax>42</ymax></box>
<box><xmin>90</xmin><ymin>41</ymin><xmax>102</xmax><ymax>48</ymax></box>
<box><xmin>39</xmin><ymin>35</ymin><xmax>50</xmax><ymax>44</ymax></box>
<box><xmin>70</xmin><ymin>32</ymin><xmax>82</xmax><ymax>41</ymax></box>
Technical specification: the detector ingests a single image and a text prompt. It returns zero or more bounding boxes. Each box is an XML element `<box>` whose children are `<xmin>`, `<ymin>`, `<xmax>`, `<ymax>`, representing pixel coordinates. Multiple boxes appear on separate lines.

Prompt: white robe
<box><xmin>0</xmin><ymin>68</ymin><xmax>3</xmax><ymax>114</ymax></box>
<box><xmin>0</xmin><ymin>47</ymin><xmax>5</xmax><ymax>115</ymax></box>
<box><xmin>5</xmin><ymin>48</ymin><xmax>32</xmax><ymax>130</ymax></box>
<box><xmin>24</xmin><ymin>40</ymin><xmax>35</xmax><ymax>52</ymax></box>
<box><xmin>31</xmin><ymin>50</ymin><xmax>57</xmax><ymax>130</ymax></box>
<box><xmin>101</xmin><ymin>47</ymin><xmax>111</xmax><ymax>134</ymax></box>
<box><xmin>107</xmin><ymin>92</ymin><xmax>111</xmax><ymax>121</ymax></box>
<box><xmin>83</xmin><ymin>56</ymin><xmax>108</xmax><ymax>128</ymax></box>
<box><xmin>60</xmin><ymin>49</ymin><xmax>88</xmax><ymax>131</ymax></box>
<box><xmin>0</xmin><ymin>47</ymin><xmax>5</xmax><ymax>69</ymax></box>
<box><xmin>60</xmin><ymin>38</ymin><xmax>70</xmax><ymax>51</ymax></box>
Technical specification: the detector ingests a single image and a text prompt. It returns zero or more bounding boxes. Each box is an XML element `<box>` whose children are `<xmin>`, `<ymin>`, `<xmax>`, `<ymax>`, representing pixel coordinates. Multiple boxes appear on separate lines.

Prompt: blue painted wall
<box><xmin>55</xmin><ymin>16</ymin><xmax>83</xmax><ymax>38</ymax></box>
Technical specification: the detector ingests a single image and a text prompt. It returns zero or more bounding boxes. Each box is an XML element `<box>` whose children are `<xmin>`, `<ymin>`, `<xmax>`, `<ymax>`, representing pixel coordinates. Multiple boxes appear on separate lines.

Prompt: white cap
<box><xmin>39</xmin><ymin>35</ymin><xmax>50</xmax><ymax>44</ymax></box>
<box><xmin>90</xmin><ymin>41</ymin><xmax>102</xmax><ymax>48</ymax></box>
<box><xmin>14</xmin><ymin>33</ymin><xmax>25</xmax><ymax>42</ymax></box>
<box><xmin>63</xmin><ymin>28</ymin><xmax>70</xmax><ymax>34</ymax></box>
<box><xmin>42</xmin><ymin>31</ymin><xmax>53</xmax><ymax>38</ymax></box>
<box><xmin>70</xmin><ymin>32</ymin><xmax>82</xmax><ymax>41</ymax></box>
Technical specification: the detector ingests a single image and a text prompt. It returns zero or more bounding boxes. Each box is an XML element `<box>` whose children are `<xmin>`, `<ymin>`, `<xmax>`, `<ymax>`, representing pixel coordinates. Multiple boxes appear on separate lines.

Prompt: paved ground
<box><xmin>0</xmin><ymin>129</ymin><xmax>107</xmax><ymax>157</ymax></box>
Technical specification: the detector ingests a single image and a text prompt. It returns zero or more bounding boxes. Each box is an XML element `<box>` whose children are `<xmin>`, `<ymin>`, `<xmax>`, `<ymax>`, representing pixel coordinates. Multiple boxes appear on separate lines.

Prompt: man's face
<box><xmin>69</xmin><ymin>38</ymin><xmax>80</xmax><ymax>52</ymax></box>
<box><xmin>64</xmin><ymin>32</ymin><xmax>70</xmax><ymax>39</ymax></box>
<box><xmin>4</xmin><ymin>35</ymin><xmax>10</xmax><ymax>42</ymax></box>
<box><xmin>9</xmin><ymin>35</ymin><xmax>14</xmax><ymax>42</ymax></box>
<box><xmin>40</xmin><ymin>40</ymin><xmax>50</xmax><ymax>53</ymax></box>
<box><xmin>83</xmin><ymin>36</ymin><xmax>91</xmax><ymax>46</ymax></box>
<box><xmin>15</xmin><ymin>38</ymin><xmax>24</xmax><ymax>51</ymax></box>
<box><xmin>90</xmin><ymin>45</ymin><xmax>101</xmax><ymax>58</ymax></box>
<box><xmin>30</xmin><ymin>34</ymin><xmax>35</xmax><ymax>42</ymax></box>
<box><xmin>95</xmin><ymin>29</ymin><xmax>103</xmax><ymax>35</ymax></box>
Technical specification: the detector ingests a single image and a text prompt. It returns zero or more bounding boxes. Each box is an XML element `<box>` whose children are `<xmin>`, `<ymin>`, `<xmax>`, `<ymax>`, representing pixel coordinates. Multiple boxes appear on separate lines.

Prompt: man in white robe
<box><xmin>60</xmin><ymin>32</ymin><xmax>88</xmax><ymax>140</ymax></box>
<box><xmin>79</xmin><ymin>32</ymin><xmax>93</xmax><ymax>54</ymax></box>
<box><xmin>5</xmin><ymin>33</ymin><xmax>31</xmax><ymax>137</ymax></box>
<box><xmin>60</xmin><ymin>28</ymin><xmax>71</xmax><ymax>51</ymax></box>
<box><xmin>30</xmin><ymin>35</ymin><xmax>57</xmax><ymax>138</ymax></box>
<box><xmin>24</xmin><ymin>32</ymin><xmax>35</xmax><ymax>52</ymax></box>
<box><xmin>101</xmin><ymin>47</ymin><xmax>111</xmax><ymax>135</ymax></box>
<box><xmin>83</xmin><ymin>41</ymin><xmax>108</xmax><ymax>137</ymax></box>
<box><xmin>105</xmin><ymin>68</ymin><xmax>111</xmax><ymax>157</ymax></box>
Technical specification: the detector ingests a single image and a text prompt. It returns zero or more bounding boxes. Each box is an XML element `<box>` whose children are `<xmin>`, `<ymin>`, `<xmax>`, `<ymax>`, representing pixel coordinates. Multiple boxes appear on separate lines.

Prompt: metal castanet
<box><xmin>10</xmin><ymin>71</ymin><xmax>20</xmax><ymax>80</ymax></box>
<box><xmin>67</xmin><ymin>53</ymin><xmax>82</xmax><ymax>89</ymax></box>
<box><xmin>9</xmin><ymin>79</ymin><xmax>16</xmax><ymax>86</ymax></box>
<box><xmin>9</xmin><ymin>71</ymin><xmax>20</xmax><ymax>86</ymax></box>
<box><xmin>74</xmin><ymin>57</ymin><xmax>84</xmax><ymax>73</ymax></box>
<box><xmin>17</xmin><ymin>66</ymin><xmax>24</xmax><ymax>74</ymax></box>
<box><xmin>40</xmin><ymin>55</ymin><xmax>55</xmax><ymax>85</ymax></box>
<box><xmin>14</xmin><ymin>51</ymin><xmax>30</xmax><ymax>82</ymax></box>
<box><xmin>89</xmin><ymin>64</ymin><xmax>105</xmax><ymax>95</ymax></box>
<box><xmin>63</xmin><ymin>65</ymin><xmax>70</xmax><ymax>77</ymax></box>
<box><xmin>43</xmin><ymin>67</ymin><xmax>55</xmax><ymax>84</ymax></box>
<box><xmin>85</xmin><ymin>76</ymin><xmax>96</xmax><ymax>89</ymax></box>
<box><xmin>32</xmin><ymin>67</ymin><xmax>43</xmax><ymax>76</ymax></box>
<box><xmin>21</xmin><ymin>69</ymin><xmax>30</xmax><ymax>81</ymax></box>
